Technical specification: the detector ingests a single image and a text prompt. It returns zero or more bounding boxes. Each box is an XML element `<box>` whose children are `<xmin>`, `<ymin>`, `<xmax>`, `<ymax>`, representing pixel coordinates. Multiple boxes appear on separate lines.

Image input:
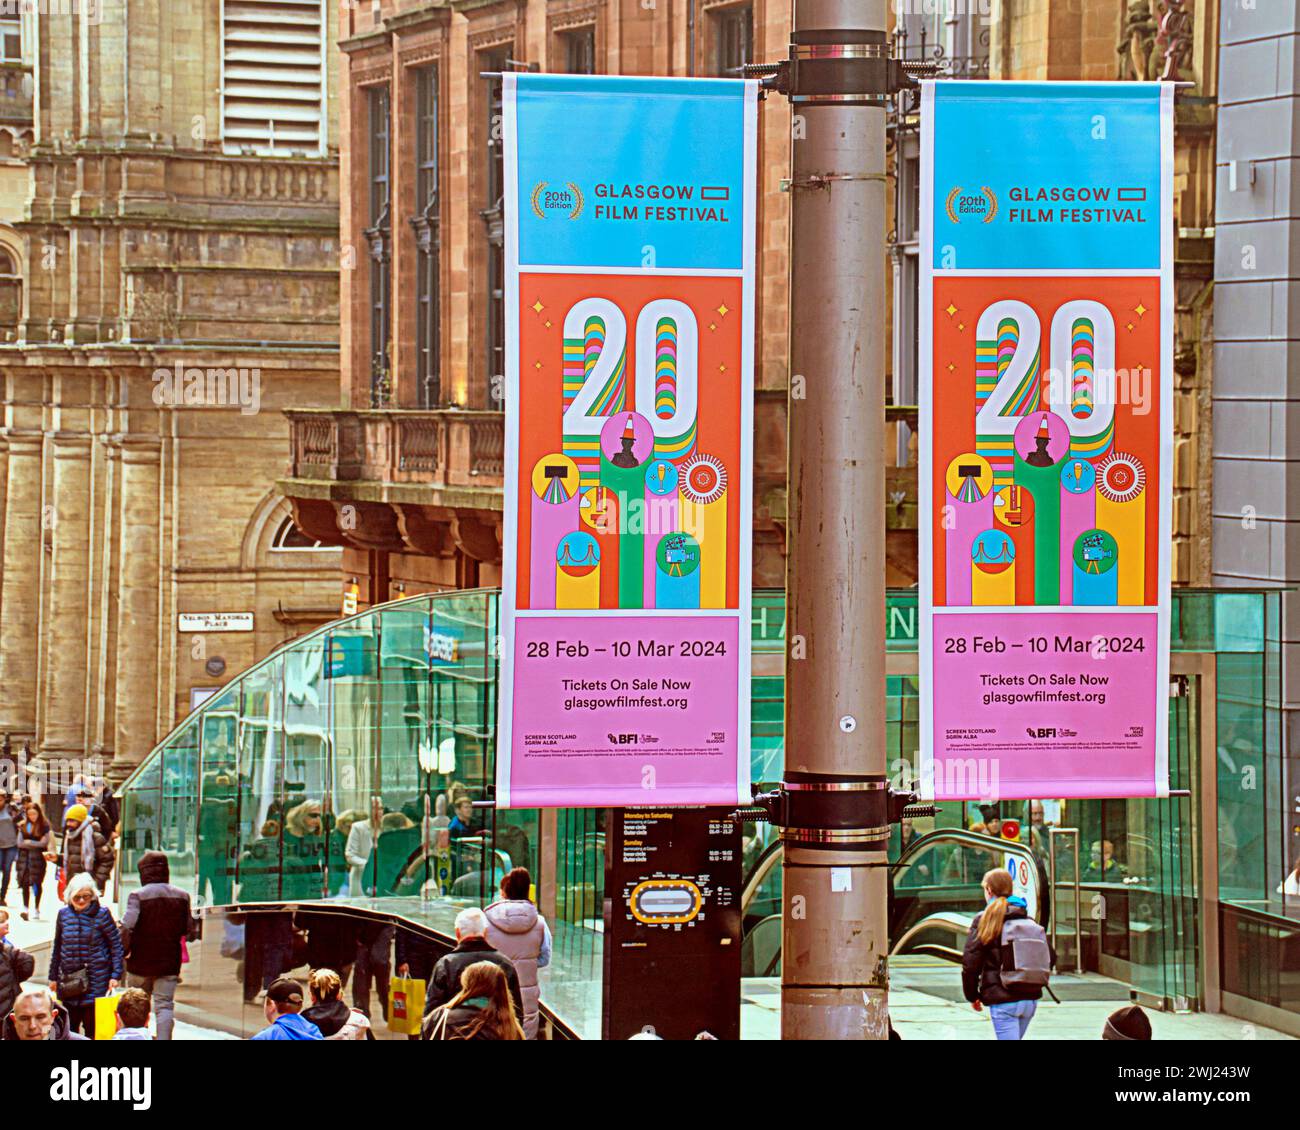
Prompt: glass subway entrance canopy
<box><xmin>118</xmin><ymin>587</ymin><xmax>1294</xmax><ymax>1038</ymax></box>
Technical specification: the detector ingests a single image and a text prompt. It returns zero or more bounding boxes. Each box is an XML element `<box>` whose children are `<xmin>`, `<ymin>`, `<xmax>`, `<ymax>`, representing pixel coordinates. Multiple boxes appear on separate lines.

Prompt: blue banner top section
<box><xmin>512</xmin><ymin>75</ymin><xmax>748</xmax><ymax>271</ymax></box>
<box><xmin>930</xmin><ymin>82</ymin><xmax>1166</xmax><ymax>272</ymax></box>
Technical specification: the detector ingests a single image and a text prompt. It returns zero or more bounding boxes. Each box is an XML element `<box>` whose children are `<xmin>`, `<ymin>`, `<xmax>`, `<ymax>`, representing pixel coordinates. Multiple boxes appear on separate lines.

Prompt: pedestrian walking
<box><xmin>484</xmin><ymin>866</ymin><xmax>552</xmax><ymax>1039</ymax></box>
<box><xmin>352</xmin><ymin>919</ymin><xmax>394</xmax><ymax>1023</ymax></box>
<box><xmin>49</xmin><ymin>873</ymin><xmax>123</xmax><ymax>1039</ymax></box>
<box><xmin>961</xmin><ymin>868</ymin><xmax>1051</xmax><ymax>1041</ymax></box>
<box><xmin>0</xmin><ymin>789</ymin><xmax>21</xmax><ymax>906</ymax></box>
<box><xmin>15</xmin><ymin>801</ymin><xmax>50</xmax><ymax>921</ymax></box>
<box><xmin>302</xmin><ymin>967</ymin><xmax>372</xmax><ymax>1040</ymax></box>
<box><xmin>422</xmin><ymin>906</ymin><xmax>524</xmax><ymax>1027</ymax></box>
<box><xmin>61</xmin><ymin>804</ymin><xmax>113</xmax><ymax>894</ymax></box>
<box><xmin>119</xmin><ymin>851</ymin><xmax>196</xmax><ymax>1041</ymax></box>
<box><xmin>422</xmin><ymin>960</ymin><xmax>524</xmax><ymax>1041</ymax></box>
<box><xmin>0</xmin><ymin>908</ymin><xmax>35</xmax><ymax>1023</ymax></box>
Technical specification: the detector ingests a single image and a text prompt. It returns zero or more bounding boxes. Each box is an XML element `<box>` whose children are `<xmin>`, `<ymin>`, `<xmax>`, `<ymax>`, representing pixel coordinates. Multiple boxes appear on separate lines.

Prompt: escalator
<box><xmin>740</xmin><ymin>829</ymin><xmax>1045</xmax><ymax>977</ymax></box>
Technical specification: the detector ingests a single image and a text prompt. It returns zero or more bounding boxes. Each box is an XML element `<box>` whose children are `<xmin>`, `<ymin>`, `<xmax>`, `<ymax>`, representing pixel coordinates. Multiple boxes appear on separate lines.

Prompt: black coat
<box><xmin>0</xmin><ymin>939</ymin><xmax>35</xmax><ymax>1021</ymax></box>
<box><xmin>424</xmin><ymin>999</ymin><xmax>508</xmax><ymax>1040</ymax></box>
<box><xmin>120</xmin><ymin>852</ymin><xmax>196</xmax><ymax>978</ymax></box>
<box><xmin>961</xmin><ymin>903</ymin><xmax>1043</xmax><ymax>1006</ymax></box>
<box><xmin>421</xmin><ymin>937</ymin><xmax>523</xmax><ymax>1024</ymax></box>
<box><xmin>15</xmin><ymin>820</ymin><xmax>49</xmax><ymax>888</ymax></box>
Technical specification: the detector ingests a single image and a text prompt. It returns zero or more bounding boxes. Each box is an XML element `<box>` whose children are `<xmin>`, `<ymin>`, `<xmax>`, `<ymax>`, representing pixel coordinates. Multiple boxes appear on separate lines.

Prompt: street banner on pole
<box><xmin>918</xmin><ymin>81</ymin><xmax>1173</xmax><ymax>800</ymax></box>
<box><xmin>497</xmin><ymin>76</ymin><xmax>756</xmax><ymax>808</ymax></box>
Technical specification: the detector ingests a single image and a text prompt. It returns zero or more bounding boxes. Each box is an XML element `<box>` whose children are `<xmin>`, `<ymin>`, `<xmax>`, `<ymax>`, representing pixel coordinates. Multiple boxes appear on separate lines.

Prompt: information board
<box><xmin>602</xmin><ymin>806</ymin><xmax>742</xmax><ymax>1041</ymax></box>
<box><xmin>918</xmin><ymin>81</ymin><xmax>1173</xmax><ymax>800</ymax></box>
<box><xmin>497</xmin><ymin>75</ymin><xmax>756</xmax><ymax>808</ymax></box>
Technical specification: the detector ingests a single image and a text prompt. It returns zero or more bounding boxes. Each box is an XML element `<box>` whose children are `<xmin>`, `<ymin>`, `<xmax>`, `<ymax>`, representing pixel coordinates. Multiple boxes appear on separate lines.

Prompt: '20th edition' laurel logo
<box><xmin>530</xmin><ymin>181</ymin><xmax>585</xmax><ymax>221</ymax></box>
<box><xmin>945</xmin><ymin>185</ymin><xmax>998</xmax><ymax>224</ymax></box>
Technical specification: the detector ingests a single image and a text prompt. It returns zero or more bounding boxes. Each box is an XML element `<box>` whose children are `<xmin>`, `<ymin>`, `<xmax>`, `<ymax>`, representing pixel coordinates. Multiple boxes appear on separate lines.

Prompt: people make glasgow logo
<box><xmin>531</xmin><ymin>181</ymin><xmax>585</xmax><ymax>220</ymax></box>
<box><xmin>945</xmin><ymin>185</ymin><xmax>998</xmax><ymax>224</ymax></box>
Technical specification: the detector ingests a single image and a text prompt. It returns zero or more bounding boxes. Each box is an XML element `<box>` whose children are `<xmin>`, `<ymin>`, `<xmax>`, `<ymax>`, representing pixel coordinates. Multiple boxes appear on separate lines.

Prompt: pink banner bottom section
<box><xmin>507</xmin><ymin>614</ymin><xmax>742</xmax><ymax>807</ymax></box>
<box><xmin>929</xmin><ymin>610</ymin><xmax>1160</xmax><ymax>799</ymax></box>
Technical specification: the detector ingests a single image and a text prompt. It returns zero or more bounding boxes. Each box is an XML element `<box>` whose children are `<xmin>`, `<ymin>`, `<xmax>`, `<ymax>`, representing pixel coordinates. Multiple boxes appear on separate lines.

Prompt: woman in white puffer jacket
<box><xmin>483</xmin><ymin>867</ymin><xmax>552</xmax><ymax>1039</ymax></box>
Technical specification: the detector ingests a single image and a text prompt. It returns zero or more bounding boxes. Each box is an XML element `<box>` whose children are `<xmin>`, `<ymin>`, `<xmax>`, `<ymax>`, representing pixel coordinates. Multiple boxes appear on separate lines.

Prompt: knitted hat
<box><xmin>65</xmin><ymin>804</ymin><xmax>89</xmax><ymax>826</ymax></box>
<box><xmin>1103</xmin><ymin>1005</ymin><xmax>1152</xmax><ymax>1041</ymax></box>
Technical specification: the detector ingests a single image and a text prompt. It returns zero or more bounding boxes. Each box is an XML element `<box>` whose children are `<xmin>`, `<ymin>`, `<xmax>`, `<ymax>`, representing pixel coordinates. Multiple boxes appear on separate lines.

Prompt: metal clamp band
<box><xmin>782</xmin><ymin>778</ymin><xmax>886</xmax><ymax>792</ymax></box>
<box><xmin>781</xmin><ymin>826</ymin><xmax>891</xmax><ymax>845</ymax></box>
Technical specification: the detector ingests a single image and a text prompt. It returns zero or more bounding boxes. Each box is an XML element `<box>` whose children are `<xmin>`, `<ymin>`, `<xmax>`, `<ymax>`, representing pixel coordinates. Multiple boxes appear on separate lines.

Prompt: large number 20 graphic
<box><xmin>561</xmin><ymin>297</ymin><xmax>699</xmax><ymax>452</ymax></box>
<box><xmin>974</xmin><ymin>298</ymin><xmax>1116</xmax><ymax>466</ymax></box>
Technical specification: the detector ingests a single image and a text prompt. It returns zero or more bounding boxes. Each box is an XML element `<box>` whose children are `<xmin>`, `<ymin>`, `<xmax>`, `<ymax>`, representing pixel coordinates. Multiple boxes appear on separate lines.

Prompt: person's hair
<box><xmin>445</xmin><ymin>961</ymin><xmax>524</xmax><ymax>1041</ymax></box>
<box><xmin>380</xmin><ymin>812</ymin><xmax>414</xmax><ymax>832</ymax></box>
<box><xmin>22</xmin><ymin>802</ymin><xmax>48</xmax><ymax>837</ymax></box>
<box><xmin>116</xmin><ymin>988</ymin><xmax>151</xmax><ymax>1029</ymax></box>
<box><xmin>977</xmin><ymin>869</ymin><xmax>1015</xmax><ymax>944</ymax></box>
<box><xmin>335</xmin><ymin>810</ymin><xmax>366</xmax><ymax>839</ymax></box>
<box><xmin>454</xmin><ymin>906</ymin><xmax>488</xmax><ymax>938</ymax></box>
<box><xmin>0</xmin><ymin>908</ymin><xmax>8</xmax><ymax>924</ymax></box>
<box><xmin>308</xmin><ymin>968</ymin><xmax>342</xmax><ymax>1004</ymax></box>
<box><xmin>64</xmin><ymin>872</ymin><xmax>98</xmax><ymax>906</ymax></box>
<box><xmin>284</xmin><ymin>801</ymin><xmax>322</xmax><ymax>838</ymax></box>
<box><xmin>260</xmin><ymin>818</ymin><xmax>280</xmax><ymax>838</ymax></box>
<box><xmin>14</xmin><ymin>987</ymin><xmax>53</xmax><ymax>1013</ymax></box>
<box><xmin>501</xmin><ymin>866</ymin><xmax>531</xmax><ymax>902</ymax></box>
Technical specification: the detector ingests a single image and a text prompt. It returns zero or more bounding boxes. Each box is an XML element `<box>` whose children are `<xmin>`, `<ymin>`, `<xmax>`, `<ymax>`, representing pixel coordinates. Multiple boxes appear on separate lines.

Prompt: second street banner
<box><xmin>919</xmin><ymin>81</ymin><xmax>1173</xmax><ymax>800</ymax></box>
<box><xmin>497</xmin><ymin>75</ymin><xmax>756</xmax><ymax>808</ymax></box>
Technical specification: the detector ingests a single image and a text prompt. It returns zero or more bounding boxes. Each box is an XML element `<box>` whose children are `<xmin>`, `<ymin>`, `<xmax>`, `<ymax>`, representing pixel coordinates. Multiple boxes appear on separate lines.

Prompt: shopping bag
<box><xmin>387</xmin><ymin>976</ymin><xmax>426</xmax><ymax>1035</ymax></box>
<box><xmin>94</xmin><ymin>990</ymin><xmax>124</xmax><ymax>1041</ymax></box>
<box><xmin>56</xmin><ymin>867</ymin><xmax>67</xmax><ymax>902</ymax></box>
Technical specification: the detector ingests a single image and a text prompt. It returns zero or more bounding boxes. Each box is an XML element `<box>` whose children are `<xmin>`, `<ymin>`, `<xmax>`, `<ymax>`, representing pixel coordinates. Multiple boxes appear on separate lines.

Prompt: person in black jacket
<box><xmin>421</xmin><ymin>907</ymin><xmax>523</xmax><ymax>1026</ymax></box>
<box><xmin>961</xmin><ymin>868</ymin><xmax>1042</xmax><ymax>1041</ymax></box>
<box><xmin>423</xmin><ymin>960</ymin><xmax>524</xmax><ymax>1041</ymax></box>
<box><xmin>119</xmin><ymin>852</ymin><xmax>196</xmax><ymax>1041</ymax></box>
<box><xmin>0</xmin><ymin>908</ymin><xmax>35</xmax><ymax>1023</ymax></box>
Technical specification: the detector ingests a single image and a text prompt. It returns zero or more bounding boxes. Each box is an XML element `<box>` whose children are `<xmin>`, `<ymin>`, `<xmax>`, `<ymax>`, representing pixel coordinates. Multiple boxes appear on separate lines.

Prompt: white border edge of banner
<box><xmin>1155</xmin><ymin>80</ymin><xmax>1175</xmax><ymax>799</ymax></box>
<box><xmin>918</xmin><ymin>80</ymin><xmax>937</xmax><ymax>802</ymax></box>
<box><xmin>497</xmin><ymin>72</ymin><xmax>521</xmax><ymax>810</ymax></box>
<box><xmin>737</xmin><ymin>80</ymin><xmax>759</xmax><ymax>807</ymax></box>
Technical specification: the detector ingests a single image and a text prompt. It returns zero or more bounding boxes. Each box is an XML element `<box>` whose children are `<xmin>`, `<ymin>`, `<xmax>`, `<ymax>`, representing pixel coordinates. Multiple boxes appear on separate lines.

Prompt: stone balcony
<box><xmin>279</xmin><ymin>408</ymin><xmax>505</xmax><ymax>562</ymax></box>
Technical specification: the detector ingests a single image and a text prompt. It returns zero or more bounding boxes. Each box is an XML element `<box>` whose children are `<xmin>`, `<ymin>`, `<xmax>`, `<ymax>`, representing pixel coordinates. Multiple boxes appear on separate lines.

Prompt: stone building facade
<box><xmin>0</xmin><ymin>1</ymin><xmax>343</xmax><ymax>782</ymax></box>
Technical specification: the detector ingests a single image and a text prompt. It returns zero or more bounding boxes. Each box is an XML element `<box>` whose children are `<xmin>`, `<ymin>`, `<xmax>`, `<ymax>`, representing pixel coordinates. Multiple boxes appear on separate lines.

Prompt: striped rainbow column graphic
<box><xmin>562</xmin><ymin>316</ymin><xmax>626</xmax><ymax>491</ymax></box>
<box><xmin>975</xmin><ymin>317</ymin><xmax>1038</xmax><ymax>489</ymax></box>
<box><xmin>654</xmin><ymin>317</ymin><xmax>677</xmax><ymax>420</ymax></box>
<box><xmin>1070</xmin><ymin>318</ymin><xmax>1095</xmax><ymax>418</ymax></box>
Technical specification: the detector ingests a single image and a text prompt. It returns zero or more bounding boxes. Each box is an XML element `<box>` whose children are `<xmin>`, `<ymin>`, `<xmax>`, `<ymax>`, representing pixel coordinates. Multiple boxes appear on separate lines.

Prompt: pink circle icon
<box><xmin>600</xmin><ymin>411</ymin><xmax>655</xmax><ymax>468</ymax></box>
<box><xmin>1013</xmin><ymin>411</ymin><xmax>1069</xmax><ymax>467</ymax></box>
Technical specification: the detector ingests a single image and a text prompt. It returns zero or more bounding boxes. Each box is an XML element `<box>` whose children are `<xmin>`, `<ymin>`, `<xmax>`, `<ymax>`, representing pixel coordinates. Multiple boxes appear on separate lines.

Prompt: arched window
<box><xmin>270</xmin><ymin>515</ymin><xmax>339</xmax><ymax>552</ymax></box>
<box><xmin>0</xmin><ymin>242</ymin><xmax>21</xmax><ymax>341</ymax></box>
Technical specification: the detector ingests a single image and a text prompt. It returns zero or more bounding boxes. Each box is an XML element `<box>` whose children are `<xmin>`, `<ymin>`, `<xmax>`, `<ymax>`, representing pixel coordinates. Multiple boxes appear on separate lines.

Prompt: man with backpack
<box><xmin>961</xmin><ymin>867</ymin><xmax>1053</xmax><ymax>1040</ymax></box>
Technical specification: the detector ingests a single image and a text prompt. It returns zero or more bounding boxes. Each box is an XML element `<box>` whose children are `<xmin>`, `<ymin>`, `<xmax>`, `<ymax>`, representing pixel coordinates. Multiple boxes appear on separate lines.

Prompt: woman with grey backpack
<box><xmin>961</xmin><ymin>868</ymin><xmax>1053</xmax><ymax>1040</ymax></box>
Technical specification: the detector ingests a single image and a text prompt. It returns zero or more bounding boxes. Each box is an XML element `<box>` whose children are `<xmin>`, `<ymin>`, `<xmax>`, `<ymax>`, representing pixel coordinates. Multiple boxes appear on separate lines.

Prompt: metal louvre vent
<box><xmin>222</xmin><ymin>0</ymin><xmax>325</xmax><ymax>156</ymax></box>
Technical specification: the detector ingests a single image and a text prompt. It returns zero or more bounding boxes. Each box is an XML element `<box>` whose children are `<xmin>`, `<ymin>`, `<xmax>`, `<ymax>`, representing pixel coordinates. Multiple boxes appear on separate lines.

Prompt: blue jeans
<box><xmin>988</xmin><ymin>998</ymin><xmax>1037</xmax><ymax>1040</ymax></box>
<box><xmin>0</xmin><ymin>845</ymin><xmax>16</xmax><ymax>900</ymax></box>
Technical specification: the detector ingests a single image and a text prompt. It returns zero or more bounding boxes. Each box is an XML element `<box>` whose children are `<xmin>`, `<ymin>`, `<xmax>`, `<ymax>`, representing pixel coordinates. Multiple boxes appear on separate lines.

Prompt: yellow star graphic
<box><xmin>709</xmin><ymin>323</ymin><xmax>717</xmax><ymax>331</ymax></box>
<box><xmin>718</xmin><ymin>364</ymin><xmax>727</xmax><ymax>373</ymax></box>
<box><xmin>534</xmin><ymin>361</ymin><xmax>542</xmax><ymax>370</ymax></box>
<box><xmin>544</xmin><ymin>320</ymin><xmax>552</xmax><ymax>329</ymax></box>
<box><xmin>947</xmin><ymin>363</ymin><xmax>956</xmax><ymax>372</ymax></box>
<box><xmin>946</xmin><ymin>304</ymin><xmax>957</xmax><ymax>317</ymax></box>
<box><xmin>717</xmin><ymin>304</ymin><xmax>729</xmax><ymax>317</ymax></box>
<box><xmin>957</xmin><ymin>322</ymin><xmax>965</xmax><ymax>332</ymax></box>
<box><xmin>1135</xmin><ymin>303</ymin><xmax>1147</xmax><ymax>317</ymax></box>
<box><xmin>532</xmin><ymin>300</ymin><xmax>544</xmax><ymax>314</ymax></box>
<box><xmin>1126</xmin><ymin>322</ymin><xmax>1135</xmax><ymax>332</ymax></box>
